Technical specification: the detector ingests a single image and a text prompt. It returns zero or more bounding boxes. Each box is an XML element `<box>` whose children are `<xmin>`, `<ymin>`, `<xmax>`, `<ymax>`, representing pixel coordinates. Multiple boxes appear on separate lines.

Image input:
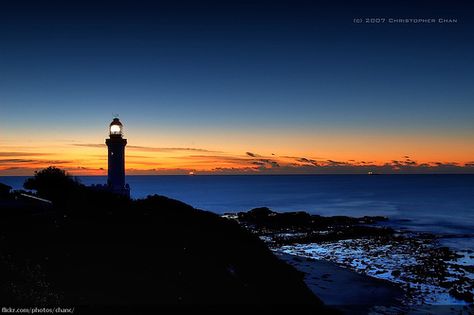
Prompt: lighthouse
<box><xmin>105</xmin><ymin>118</ymin><xmax>130</xmax><ymax>197</ymax></box>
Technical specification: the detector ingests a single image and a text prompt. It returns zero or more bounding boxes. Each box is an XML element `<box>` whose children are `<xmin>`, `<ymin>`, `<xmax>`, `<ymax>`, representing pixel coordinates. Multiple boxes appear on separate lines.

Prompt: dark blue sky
<box><xmin>1</xmin><ymin>0</ymin><xmax>473</xmax><ymax>174</ymax></box>
<box><xmin>2</xmin><ymin>0</ymin><xmax>473</xmax><ymax>127</ymax></box>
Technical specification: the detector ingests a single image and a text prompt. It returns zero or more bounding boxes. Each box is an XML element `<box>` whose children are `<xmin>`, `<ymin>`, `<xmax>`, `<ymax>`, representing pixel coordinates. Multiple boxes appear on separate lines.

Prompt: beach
<box><xmin>276</xmin><ymin>252</ymin><xmax>404</xmax><ymax>313</ymax></box>
<box><xmin>277</xmin><ymin>253</ymin><xmax>473</xmax><ymax>314</ymax></box>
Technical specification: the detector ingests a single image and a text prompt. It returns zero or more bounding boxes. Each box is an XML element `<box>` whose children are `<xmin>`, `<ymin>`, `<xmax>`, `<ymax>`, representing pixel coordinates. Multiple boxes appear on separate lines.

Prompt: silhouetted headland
<box><xmin>0</xmin><ymin>167</ymin><xmax>327</xmax><ymax>312</ymax></box>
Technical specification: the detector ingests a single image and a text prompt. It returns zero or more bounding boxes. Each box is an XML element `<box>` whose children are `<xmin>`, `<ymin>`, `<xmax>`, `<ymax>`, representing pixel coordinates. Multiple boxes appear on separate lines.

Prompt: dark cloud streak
<box><xmin>0</xmin><ymin>152</ymin><xmax>52</xmax><ymax>157</ymax></box>
<box><xmin>72</xmin><ymin>143</ymin><xmax>219</xmax><ymax>153</ymax></box>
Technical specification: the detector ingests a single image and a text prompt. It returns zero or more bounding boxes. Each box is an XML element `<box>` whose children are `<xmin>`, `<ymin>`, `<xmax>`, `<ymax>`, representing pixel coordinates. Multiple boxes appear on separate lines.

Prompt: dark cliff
<box><xmin>0</xmin><ymin>172</ymin><xmax>325</xmax><ymax>311</ymax></box>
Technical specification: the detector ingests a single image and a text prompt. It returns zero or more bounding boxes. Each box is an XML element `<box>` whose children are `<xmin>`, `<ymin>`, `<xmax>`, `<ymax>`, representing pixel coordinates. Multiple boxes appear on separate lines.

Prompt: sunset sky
<box><xmin>1</xmin><ymin>0</ymin><xmax>473</xmax><ymax>175</ymax></box>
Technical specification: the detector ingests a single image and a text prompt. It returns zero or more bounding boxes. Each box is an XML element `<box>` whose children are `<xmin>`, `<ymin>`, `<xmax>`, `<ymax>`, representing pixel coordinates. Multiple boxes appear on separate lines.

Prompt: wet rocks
<box><xmin>236</xmin><ymin>207</ymin><xmax>392</xmax><ymax>244</ymax></box>
<box><xmin>231</xmin><ymin>207</ymin><xmax>474</xmax><ymax>305</ymax></box>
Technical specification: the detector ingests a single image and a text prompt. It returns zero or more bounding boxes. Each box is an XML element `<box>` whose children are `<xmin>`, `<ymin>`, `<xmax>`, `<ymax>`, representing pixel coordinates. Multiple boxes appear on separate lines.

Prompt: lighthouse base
<box><xmin>110</xmin><ymin>184</ymin><xmax>131</xmax><ymax>198</ymax></box>
<box><xmin>89</xmin><ymin>184</ymin><xmax>131</xmax><ymax>199</ymax></box>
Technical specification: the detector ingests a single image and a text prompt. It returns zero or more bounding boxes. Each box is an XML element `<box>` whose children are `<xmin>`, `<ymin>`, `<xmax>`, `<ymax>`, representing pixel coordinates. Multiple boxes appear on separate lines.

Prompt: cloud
<box><xmin>326</xmin><ymin>160</ymin><xmax>348</xmax><ymax>166</ymax></box>
<box><xmin>254</xmin><ymin>159</ymin><xmax>280</xmax><ymax>168</ymax></box>
<box><xmin>296</xmin><ymin>157</ymin><xmax>320</xmax><ymax>166</ymax></box>
<box><xmin>252</xmin><ymin>161</ymin><xmax>280</xmax><ymax>169</ymax></box>
<box><xmin>0</xmin><ymin>159</ymin><xmax>71</xmax><ymax>165</ymax></box>
<box><xmin>242</xmin><ymin>152</ymin><xmax>280</xmax><ymax>169</ymax></box>
<box><xmin>172</xmin><ymin>151</ymin><xmax>283</xmax><ymax>170</ymax></box>
<box><xmin>282</xmin><ymin>155</ymin><xmax>325</xmax><ymax>160</ymax></box>
<box><xmin>126</xmin><ymin>155</ymin><xmax>155</xmax><ymax>159</ymax></box>
<box><xmin>204</xmin><ymin>156</ymin><xmax>474</xmax><ymax>174</ymax></box>
<box><xmin>0</xmin><ymin>152</ymin><xmax>52</xmax><ymax>157</ymax></box>
<box><xmin>211</xmin><ymin>167</ymin><xmax>261</xmax><ymax>174</ymax></box>
<box><xmin>128</xmin><ymin>146</ymin><xmax>218</xmax><ymax>153</ymax></box>
<box><xmin>433</xmin><ymin>162</ymin><xmax>459</xmax><ymax>167</ymax></box>
<box><xmin>176</xmin><ymin>155</ymin><xmax>250</xmax><ymax>163</ymax></box>
<box><xmin>72</xmin><ymin>144</ymin><xmax>106</xmax><ymax>148</ymax></box>
<box><xmin>2</xmin><ymin>145</ymin><xmax>474</xmax><ymax>175</ymax></box>
<box><xmin>72</xmin><ymin>143</ymin><xmax>217</xmax><ymax>153</ymax></box>
<box><xmin>0</xmin><ymin>159</ymin><xmax>37</xmax><ymax>164</ymax></box>
<box><xmin>126</xmin><ymin>168</ymin><xmax>194</xmax><ymax>175</ymax></box>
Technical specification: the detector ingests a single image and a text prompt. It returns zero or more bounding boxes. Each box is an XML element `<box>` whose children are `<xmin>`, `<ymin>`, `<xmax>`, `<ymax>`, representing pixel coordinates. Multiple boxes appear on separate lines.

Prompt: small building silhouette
<box><xmin>105</xmin><ymin>118</ymin><xmax>130</xmax><ymax>197</ymax></box>
<box><xmin>0</xmin><ymin>182</ymin><xmax>12</xmax><ymax>199</ymax></box>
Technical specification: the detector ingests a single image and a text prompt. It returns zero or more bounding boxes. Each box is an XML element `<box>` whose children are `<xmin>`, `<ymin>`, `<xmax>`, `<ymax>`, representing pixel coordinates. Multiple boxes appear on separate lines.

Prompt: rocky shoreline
<box><xmin>224</xmin><ymin>207</ymin><xmax>474</xmax><ymax>306</ymax></box>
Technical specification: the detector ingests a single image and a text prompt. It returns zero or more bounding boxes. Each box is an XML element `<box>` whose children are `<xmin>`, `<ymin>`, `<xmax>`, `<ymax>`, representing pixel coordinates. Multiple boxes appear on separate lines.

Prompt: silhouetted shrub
<box><xmin>23</xmin><ymin>167</ymin><xmax>82</xmax><ymax>203</ymax></box>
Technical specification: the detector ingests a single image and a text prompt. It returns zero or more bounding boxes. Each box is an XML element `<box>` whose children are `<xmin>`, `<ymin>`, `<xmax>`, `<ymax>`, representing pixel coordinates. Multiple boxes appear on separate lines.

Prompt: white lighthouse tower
<box><xmin>105</xmin><ymin>118</ymin><xmax>130</xmax><ymax>197</ymax></box>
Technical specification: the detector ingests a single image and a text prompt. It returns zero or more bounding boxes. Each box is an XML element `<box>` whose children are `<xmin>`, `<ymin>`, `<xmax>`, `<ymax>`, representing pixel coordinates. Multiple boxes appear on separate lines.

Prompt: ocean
<box><xmin>2</xmin><ymin>174</ymin><xmax>473</xmax><ymax>241</ymax></box>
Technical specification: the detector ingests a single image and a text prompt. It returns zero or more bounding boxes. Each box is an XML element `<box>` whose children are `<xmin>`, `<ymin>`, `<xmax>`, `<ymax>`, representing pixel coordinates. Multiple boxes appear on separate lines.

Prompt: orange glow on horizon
<box><xmin>1</xmin><ymin>129</ymin><xmax>473</xmax><ymax>176</ymax></box>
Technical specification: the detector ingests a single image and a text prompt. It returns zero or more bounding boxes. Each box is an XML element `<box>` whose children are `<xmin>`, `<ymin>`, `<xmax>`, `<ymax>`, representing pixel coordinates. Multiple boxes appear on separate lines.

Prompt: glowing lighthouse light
<box><xmin>109</xmin><ymin>118</ymin><xmax>123</xmax><ymax>136</ymax></box>
<box><xmin>110</xmin><ymin>124</ymin><xmax>121</xmax><ymax>134</ymax></box>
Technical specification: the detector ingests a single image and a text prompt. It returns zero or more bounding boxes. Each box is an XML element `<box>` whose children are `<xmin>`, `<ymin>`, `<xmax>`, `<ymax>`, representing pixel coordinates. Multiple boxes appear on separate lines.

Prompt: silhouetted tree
<box><xmin>23</xmin><ymin>166</ymin><xmax>82</xmax><ymax>203</ymax></box>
